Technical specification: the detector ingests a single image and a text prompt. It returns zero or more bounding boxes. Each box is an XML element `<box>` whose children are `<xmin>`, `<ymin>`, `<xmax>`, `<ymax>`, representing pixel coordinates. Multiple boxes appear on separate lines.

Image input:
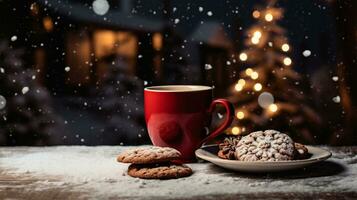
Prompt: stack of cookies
<box><xmin>117</xmin><ymin>146</ymin><xmax>193</xmax><ymax>179</ymax></box>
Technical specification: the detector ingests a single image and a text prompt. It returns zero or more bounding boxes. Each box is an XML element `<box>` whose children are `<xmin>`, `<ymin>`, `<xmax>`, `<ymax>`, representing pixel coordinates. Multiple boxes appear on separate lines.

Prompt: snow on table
<box><xmin>0</xmin><ymin>146</ymin><xmax>357</xmax><ymax>199</ymax></box>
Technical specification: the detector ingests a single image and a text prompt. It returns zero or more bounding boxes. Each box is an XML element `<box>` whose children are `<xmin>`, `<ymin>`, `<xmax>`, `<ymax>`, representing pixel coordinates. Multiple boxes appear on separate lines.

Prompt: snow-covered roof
<box><xmin>190</xmin><ymin>21</ymin><xmax>232</xmax><ymax>49</ymax></box>
<box><xmin>36</xmin><ymin>0</ymin><xmax>166</xmax><ymax>32</ymax></box>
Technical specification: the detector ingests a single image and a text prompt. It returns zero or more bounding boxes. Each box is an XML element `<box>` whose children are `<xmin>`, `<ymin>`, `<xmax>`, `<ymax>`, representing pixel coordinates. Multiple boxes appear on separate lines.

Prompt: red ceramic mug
<box><xmin>144</xmin><ymin>85</ymin><xmax>234</xmax><ymax>162</ymax></box>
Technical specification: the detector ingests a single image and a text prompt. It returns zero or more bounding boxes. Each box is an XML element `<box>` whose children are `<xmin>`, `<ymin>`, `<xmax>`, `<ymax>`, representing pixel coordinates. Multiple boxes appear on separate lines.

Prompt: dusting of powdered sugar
<box><xmin>1</xmin><ymin>146</ymin><xmax>357</xmax><ymax>199</ymax></box>
<box><xmin>236</xmin><ymin>130</ymin><xmax>295</xmax><ymax>161</ymax></box>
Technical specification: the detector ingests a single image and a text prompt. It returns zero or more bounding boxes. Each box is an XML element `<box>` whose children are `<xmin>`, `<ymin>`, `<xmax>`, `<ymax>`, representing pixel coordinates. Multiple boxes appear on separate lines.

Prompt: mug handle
<box><xmin>201</xmin><ymin>99</ymin><xmax>234</xmax><ymax>145</ymax></box>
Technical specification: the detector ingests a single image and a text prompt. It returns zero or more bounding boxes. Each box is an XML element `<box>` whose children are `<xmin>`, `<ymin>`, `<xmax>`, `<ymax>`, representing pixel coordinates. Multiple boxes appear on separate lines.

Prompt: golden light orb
<box><xmin>235</xmin><ymin>83</ymin><xmax>243</xmax><ymax>91</ymax></box>
<box><xmin>245</xmin><ymin>68</ymin><xmax>253</xmax><ymax>76</ymax></box>
<box><xmin>254</xmin><ymin>83</ymin><xmax>262</xmax><ymax>91</ymax></box>
<box><xmin>251</xmin><ymin>37</ymin><xmax>260</xmax><ymax>44</ymax></box>
<box><xmin>253</xmin><ymin>31</ymin><xmax>262</xmax><ymax>38</ymax></box>
<box><xmin>265</xmin><ymin>13</ymin><xmax>273</xmax><ymax>22</ymax></box>
<box><xmin>283</xmin><ymin>57</ymin><xmax>292</xmax><ymax>66</ymax></box>
<box><xmin>252</xmin><ymin>10</ymin><xmax>260</xmax><ymax>18</ymax></box>
<box><xmin>281</xmin><ymin>43</ymin><xmax>290</xmax><ymax>52</ymax></box>
<box><xmin>269</xmin><ymin>103</ymin><xmax>278</xmax><ymax>112</ymax></box>
<box><xmin>239</xmin><ymin>53</ymin><xmax>248</xmax><ymax>61</ymax></box>
<box><xmin>231</xmin><ymin>127</ymin><xmax>241</xmax><ymax>135</ymax></box>
<box><xmin>236</xmin><ymin>111</ymin><xmax>245</xmax><ymax>119</ymax></box>
<box><xmin>238</xmin><ymin>79</ymin><xmax>246</xmax><ymax>86</ymax></box>
<box><xmin>251</xmin><ymin>71</ymin><xmax>259</xmax><ymax>80</ymax></box>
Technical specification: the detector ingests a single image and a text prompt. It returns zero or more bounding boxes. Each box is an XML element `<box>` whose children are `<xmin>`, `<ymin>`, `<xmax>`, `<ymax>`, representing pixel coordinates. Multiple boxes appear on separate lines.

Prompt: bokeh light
<box><xmin>283</xmin><ymin>57</ymin><xmax>292</xmax><ymax>66</ymax></box>
<box><xmin>239</xmin><ymin>53</ymin><xmax>248</xmax><ymax>61</ymax></box>
<box><xmin>251</xmin><ymin>71</ymin><xmax>259</xmax><ymax>79</ymax></box>
<box><xmin>254</xmin><ymin>83</ymin><xmax>262</xmax><ymax>91</ymax></box>
<box><xmin>258</xmin><ymin>92</ymin><xmax>274</xmax><ymax>108</ymax></box>
<box><xmin>231</xmin><ymin>126</ymin><xmax>241</xmax><ymax>135</ymax></box>
<box><xmin>269</xmin><ymin>103</ymin><xmax>278</xmax><ymax>112</ymax></box>
<box><xmin>281</xmin><ymin>43</ymin><xmax>290</xmax><ymax>52</ymax></box>
<box><xmin>265</xmin><ymin>13</ymin><xmax>273</xmax><ymax>21</ymax></box>
<box><xmin>245</xmin><ymin>68</ymin><xmax>253</xmax><ymax>76</ymax></box>
<box><xmin>236</xmin><ymin>111</ymin><xmax>245</xmax><ymax>119</ymax></box>
<box><xmin>252</xmin><ymin>10</ymin><xmax>260</xmax><ymax>18</ymax></box>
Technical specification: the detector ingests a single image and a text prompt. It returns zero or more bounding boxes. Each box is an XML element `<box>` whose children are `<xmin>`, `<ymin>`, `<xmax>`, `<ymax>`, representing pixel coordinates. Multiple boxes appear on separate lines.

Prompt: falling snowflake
<box><xmin>0</xmin><ymin>95</ymin><xmax>6</xmax><ymax>110</ymax></box>
<box><xmin>92</xmin><ymin>0</ymin><xmax>110</xmax><ymax>15</ymax></box>
<box><xmin>217</xmin><ymin>113</ymin><xmax>223</xmax><ymax>119</ymax></box>
<box><xmin>332</xmin><ymin>76</ymin><xmax>339</xmax><ymax>82</ymax></box>
<box><xmin>258</xmin><ymin>92</ymin><xmax>274</xmax><ymax>108</ymax></box>
<box><xmin>332</xmin><ymin>96</ymin><xmax>340</xmax><ymax>103</ymax></box>
<box><xmin>302</xmin><ymin>50</ymin><xmax>311</xmax><ymax>57</ymax></box>
<box><xmin>198</xmin><ymin>7</ymin><xmax>203</xmax><ymax>12</ymax></box>
<box><xmin>143</xmin><ymin>80</ymin><xmax>148</xmax><ymax>86</ymax></box>
<box><xmin>174</xmin><ymin>18</ymin><xmax>180</xmax><ymax>24</ymax></box>
<box><xmin>138</xmin><ymin>54</ymin><xmax>143</xmax><ymax>59</ymax></box>
<box><xmin>226</xmin><ymin>61</ymin><xmax>231</xmax><ymax>65</ymax></box>
<box><xmin>0</xmin><ymin>68</ymin><xmax>4</xmax><ymax>73</ymax></box>
<box><xmin>204</xmin><ymin>64</ymin><xmax>212</xmax><ymax>70</ymax></box>
<box><xmin>22</xmin><ymin>86</ymin><xmax>29</xmax><ymax>94</ymax></box>
<box><xmin>65</xmin><ymin>66</ymin><xmax>71</xmax><ymax>72</ymax></box>
<box><xmin>10</xmin><ymin>35</ymin><xmax>17</xmax><ymax>42</ymax></box>
<box><xmin>207</xmin><ymin>11</ymin><xmax>213</xmax><ymax>16</ymax></box>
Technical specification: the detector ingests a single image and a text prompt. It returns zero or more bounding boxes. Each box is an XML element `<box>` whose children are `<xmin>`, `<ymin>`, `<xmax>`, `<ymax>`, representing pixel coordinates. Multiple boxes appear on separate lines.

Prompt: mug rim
<box><xmin>144</xmin><ymin>85</ymin><xmax>212</xmax><ymax>92</ymax></box>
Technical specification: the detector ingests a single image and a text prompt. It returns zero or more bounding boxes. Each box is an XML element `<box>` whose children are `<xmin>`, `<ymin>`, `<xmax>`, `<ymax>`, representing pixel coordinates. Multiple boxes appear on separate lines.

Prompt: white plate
<box><xmin>195</xmin><ymin>144</ymin><xmax>332</xmax><ymax>173</ymax></box>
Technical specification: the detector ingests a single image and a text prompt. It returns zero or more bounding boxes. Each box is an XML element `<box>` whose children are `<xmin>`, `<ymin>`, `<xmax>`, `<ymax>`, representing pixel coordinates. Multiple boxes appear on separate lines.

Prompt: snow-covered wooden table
<box><xmin>0</xmin><ymin>146</ymin><xmax>357</xmax><ymax>200</ymax></box>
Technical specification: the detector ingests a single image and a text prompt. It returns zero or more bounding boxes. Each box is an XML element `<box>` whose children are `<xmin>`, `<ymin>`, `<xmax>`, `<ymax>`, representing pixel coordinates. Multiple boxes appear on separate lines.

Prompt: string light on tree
<box><xmin>281</xmin><ymin>43</ymin><xmax>290</xmax><ymax>52</ymax></box>
<box><xmin>254</xmin><ymin>83</ymin><xmax>262</xmax><ymax>91</ymax></box>
<box><xmin>231</xmin><ymin>126</ymin><xmax>241</xmax><ymax>135</ymax></box>
<box><xmin>251</xmin><ymin>30</ymin><xmax>262</xmax><ymax>44</ymax></box>
<box><xmin>283</xmin><ymin>57</ymin><xmax>292</xmax><ymax>66</ymax></box>
<box><xmin>251</xmin><ymin>71</ymin><xmax>259</xmax><ymax>80</ymax></box>
<box><xmin>245</xmin><ymin>68</ymin><xmax>254</xmax><ymax>76</ymax></box>
<box><xmin>268</xmin><ymin>103</ymin><xmax>278</xmax><ymax>112</ymax></box>
<box><xmin>253</xmin><ymin>31</ymin><xmax>262</xmax><ymax>38</ymax></box>
<box><xmin>235</xmin><ymin>83</ymin><xmax>244</xmax><ymax>91</ymax></box>
<box><xmin>251</xmin><ymin>37</ymin><xmax>260</xmax><ymax>44</ymax></box>
<box><xmin>252</xmin><ymin>10</ymin><xmax>260</xmax><ymax>18</ymax></box>
<box><xmin>238</xmin><ymin>79</ymin><xmax>246</xmax><ymax>86</ymax></box>
<box><xmin>265</xmin><ymin>13</ymin><xmax>273</xmax><ymax>22</ymax></box>
<box><xmin>239</xmin><ymin>53</ymin><xmax>248</xmax><ymax>61</ymax></box>
<box><xmin>234</xmin><ymin>79</ymin><xmax>246</xmax><ymax>92</ymax></box>
<box><xmin>236</xmin><ymin>111</ymin><xmax>245</xmax><ymax>119</ymax></box>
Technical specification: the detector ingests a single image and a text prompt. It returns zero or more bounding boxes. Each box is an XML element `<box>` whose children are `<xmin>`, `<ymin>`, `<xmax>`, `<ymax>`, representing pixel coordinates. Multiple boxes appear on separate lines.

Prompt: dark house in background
<box><xmin>30</xmin><ymin>0</ymin><xmax>168</xmax><ymax>95</ymax></box>
<box><xmin>28</xmin><ymin>0</ymin><xmax>234</xmax><ymax>96</ymax></box>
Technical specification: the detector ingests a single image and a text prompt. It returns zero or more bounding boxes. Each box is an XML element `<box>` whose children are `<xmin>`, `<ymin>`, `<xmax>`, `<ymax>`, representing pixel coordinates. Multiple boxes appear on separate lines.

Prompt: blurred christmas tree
<box><xmin>227</xmin><ymin>0</ymin><xmax>322</xmax><ymax>143</ymax></box>
<box><xmin>0</xmin><ymin>41</ymin><xmax>64</xmax><ymax>145</ymax></box>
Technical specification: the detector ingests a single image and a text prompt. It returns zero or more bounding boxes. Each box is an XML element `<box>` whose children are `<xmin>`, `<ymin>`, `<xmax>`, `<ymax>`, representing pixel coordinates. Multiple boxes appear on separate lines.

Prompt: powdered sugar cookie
<box><xmin>235</xmin><ymin>130</ymin><xmax>295</xmax><ymax>161</ymax></box>
<box><xmin>117</xmin><ymin>146</ymin><xmax>181</xmax><ymax>164</ymax></box>
<box><xmin>127</xmin><ymin>163</ymin><xmax>192</xmax><ymax>179</ymax></box>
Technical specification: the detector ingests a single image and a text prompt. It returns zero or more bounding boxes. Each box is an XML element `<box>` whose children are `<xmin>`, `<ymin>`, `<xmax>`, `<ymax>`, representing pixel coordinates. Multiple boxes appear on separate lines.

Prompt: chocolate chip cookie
<box><xmin>127</xmin><ymin>163</ymin><xmax>193</xmax><ymax>179</ymax></box>
<box><xmin>117</xmin><ymin>146</ymin><xmax>181</xmax><ymax>164</ymax></box>
<box><xmin>294</xmin><ymin>142</ymin><xmax>310</xmax><ymax>159</ymax></box>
